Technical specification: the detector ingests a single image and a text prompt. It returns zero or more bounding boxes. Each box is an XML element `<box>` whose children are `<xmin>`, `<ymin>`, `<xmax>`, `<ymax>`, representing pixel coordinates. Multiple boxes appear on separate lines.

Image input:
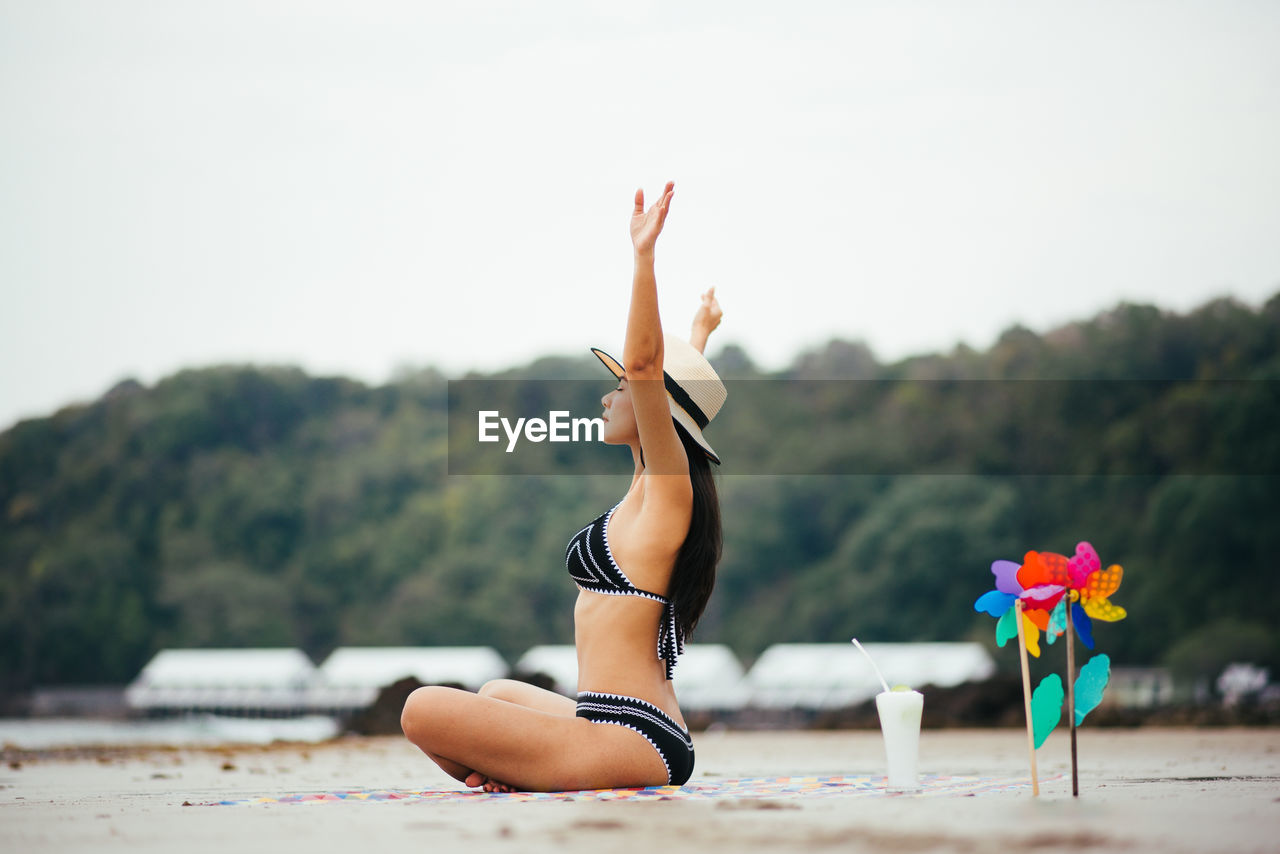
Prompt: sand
<box><xmin>3</xmin><ymin>728</ymin><xmax>1278</xmax><ymax>853</ymax></box>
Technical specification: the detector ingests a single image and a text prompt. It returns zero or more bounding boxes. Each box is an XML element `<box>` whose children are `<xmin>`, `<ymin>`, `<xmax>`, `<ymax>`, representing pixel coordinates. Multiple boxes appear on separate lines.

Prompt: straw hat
<box><xmin>590</xmin><ymin>334</ymin><xmax>727</xmax><ymax>465</ymax></box>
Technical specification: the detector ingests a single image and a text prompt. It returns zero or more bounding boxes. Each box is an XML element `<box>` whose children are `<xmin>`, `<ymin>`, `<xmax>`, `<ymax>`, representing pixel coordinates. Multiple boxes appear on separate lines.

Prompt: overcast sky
<box><xmin>2</xmin><ymin>1</ymin><xmax>1278</xmax><ymax>430</ymax></box>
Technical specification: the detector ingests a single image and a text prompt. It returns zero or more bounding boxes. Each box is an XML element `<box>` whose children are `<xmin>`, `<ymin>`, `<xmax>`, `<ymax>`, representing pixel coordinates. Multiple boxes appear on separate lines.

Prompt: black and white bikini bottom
<box><xmin>575</xmin><ymin>691</ymin><xmax>695</xmax><ymax>786</ymax></box>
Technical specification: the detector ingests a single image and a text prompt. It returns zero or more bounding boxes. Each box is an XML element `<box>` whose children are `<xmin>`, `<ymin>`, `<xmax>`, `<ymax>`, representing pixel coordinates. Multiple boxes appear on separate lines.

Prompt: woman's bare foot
<box><xmin>464</xmin><ymin>771</ymin><xmax>516</xmax><ymax>793</ymax></box>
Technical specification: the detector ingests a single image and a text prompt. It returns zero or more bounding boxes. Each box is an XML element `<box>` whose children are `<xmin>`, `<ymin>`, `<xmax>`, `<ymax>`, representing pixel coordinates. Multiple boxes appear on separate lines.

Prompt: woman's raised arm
<box><xmin>622</xmin><ymin>182</ymin><xmax>691</xmax><ymax>487</ymax></box>
<box><xmin>622</xmin><ymin>182</ymin><xmax>673</xmax><ymax>375</ymax></box>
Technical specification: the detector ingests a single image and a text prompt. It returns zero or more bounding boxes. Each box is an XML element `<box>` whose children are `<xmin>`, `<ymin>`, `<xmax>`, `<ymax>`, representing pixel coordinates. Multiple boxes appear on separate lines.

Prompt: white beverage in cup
<box><xmin>875</xmin><ymin>688</ymin><xmax>923</xmax><ymax>791</ymax></box>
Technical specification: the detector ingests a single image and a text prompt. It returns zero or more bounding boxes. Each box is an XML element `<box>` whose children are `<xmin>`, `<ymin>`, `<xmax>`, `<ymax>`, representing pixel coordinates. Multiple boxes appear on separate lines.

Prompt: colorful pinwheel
<box><xmin>976</xmin><ymin>543</ymin><xmax>1126</xmax><ymax>652</ymax></box>
<box><xmin>974</xmin><ymin>542</ymin><xmax>1128</xmax><ymax>797</ymax></box>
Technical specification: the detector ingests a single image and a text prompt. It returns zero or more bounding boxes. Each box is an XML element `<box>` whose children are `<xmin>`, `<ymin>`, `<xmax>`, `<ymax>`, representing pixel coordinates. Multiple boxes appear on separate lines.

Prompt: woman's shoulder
<box><xmin>614</xmin><ymin>480</ymin><xmax>691</xmax><ymax>554</ymax></box>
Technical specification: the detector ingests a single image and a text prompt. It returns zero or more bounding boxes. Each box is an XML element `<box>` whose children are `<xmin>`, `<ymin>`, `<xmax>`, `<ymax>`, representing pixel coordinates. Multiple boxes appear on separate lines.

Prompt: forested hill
<box><xmin>2</xmin><ymin>294</ymin><xmax>1278</xmax><ymax>693</ymax></box>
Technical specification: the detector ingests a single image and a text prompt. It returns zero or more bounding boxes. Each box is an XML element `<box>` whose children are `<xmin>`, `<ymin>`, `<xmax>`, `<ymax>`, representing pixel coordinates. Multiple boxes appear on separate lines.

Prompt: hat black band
<box><xmin>663</xmin><ymin>372</ymin><xmax>709</xmax><ymax>429</ymax></box>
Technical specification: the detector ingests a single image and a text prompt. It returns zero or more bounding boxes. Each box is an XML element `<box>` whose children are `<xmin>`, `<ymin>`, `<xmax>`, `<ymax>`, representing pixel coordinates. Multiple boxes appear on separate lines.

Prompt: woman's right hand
<box><xmin>630</xmin><ymin>181</ymin><xmax>675</xmax><ymax>257</ymax></box>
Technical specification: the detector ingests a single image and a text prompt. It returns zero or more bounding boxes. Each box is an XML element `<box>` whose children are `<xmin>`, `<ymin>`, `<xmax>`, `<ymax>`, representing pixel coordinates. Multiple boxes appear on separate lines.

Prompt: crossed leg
<box><xmin>479</xmin><ymin>678</ymin><xmax>577</xmax><ymax>715</ymax></box>
<box><xmin>401</xmin><ymin>681</ymin><xmax>669</xmax><ymax>792</ymax></box>
<box><xmin>469</xmin><ymin>680</ymin><xmax>576</xmax><ymax>791</ymax></box>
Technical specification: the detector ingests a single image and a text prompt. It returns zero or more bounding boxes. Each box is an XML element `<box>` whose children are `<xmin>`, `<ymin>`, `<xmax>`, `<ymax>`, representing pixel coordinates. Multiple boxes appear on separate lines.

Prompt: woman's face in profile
<box><xmin>600</xmin><ymin>377</ymin><xmax>636</xmax><ymax>445</ymax></box>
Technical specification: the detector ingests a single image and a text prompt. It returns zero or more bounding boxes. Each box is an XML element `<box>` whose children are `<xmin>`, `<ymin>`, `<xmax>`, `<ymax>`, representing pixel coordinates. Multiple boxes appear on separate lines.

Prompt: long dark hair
<box><xmin>667</xmin><ymin>422</ymin><xmax>721</xmax><ymax>648</ymax></box>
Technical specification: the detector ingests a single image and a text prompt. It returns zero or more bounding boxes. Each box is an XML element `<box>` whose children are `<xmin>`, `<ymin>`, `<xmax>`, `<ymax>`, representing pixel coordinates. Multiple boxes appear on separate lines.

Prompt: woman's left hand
<box><xmin>630</xmin><ymin>181</ymin><xmax>675</xmax><ymax>256</ymax></box>
<box><xmin>689</xmin><ymin>287</ymin><xmax>722</xmax><ymax>354</ymax></box>
<box><xmin>693</xmin><ymin>287</ymin><xmax>722</xmax><ymax>335</ymax></box>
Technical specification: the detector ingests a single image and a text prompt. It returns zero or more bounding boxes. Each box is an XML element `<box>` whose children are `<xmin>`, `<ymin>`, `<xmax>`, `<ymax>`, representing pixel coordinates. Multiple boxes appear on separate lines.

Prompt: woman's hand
<box><xmin>690</xmin><ymin>287</ymin><xmax>722</xmax><ymax>353</ymax></box>
<box><xmin>630</xmin><ymin>181</ymin><xmax>674</xmax><ymax>256</ymax></box>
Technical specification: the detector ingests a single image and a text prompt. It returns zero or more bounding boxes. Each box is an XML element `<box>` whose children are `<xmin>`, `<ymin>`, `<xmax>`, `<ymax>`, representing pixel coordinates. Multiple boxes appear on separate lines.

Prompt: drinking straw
<box><xmin>850</xmin><ymin>638</ymin><xmax>892</xmax><ymax>695</ymax></box>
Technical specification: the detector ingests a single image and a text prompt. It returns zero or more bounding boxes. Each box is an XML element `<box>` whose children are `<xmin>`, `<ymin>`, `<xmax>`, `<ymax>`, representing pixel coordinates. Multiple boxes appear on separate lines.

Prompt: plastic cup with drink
<box><xmin>852</xmin><ymin>638</ymin><xmax>924</xmax><ymax>792</ymax></box>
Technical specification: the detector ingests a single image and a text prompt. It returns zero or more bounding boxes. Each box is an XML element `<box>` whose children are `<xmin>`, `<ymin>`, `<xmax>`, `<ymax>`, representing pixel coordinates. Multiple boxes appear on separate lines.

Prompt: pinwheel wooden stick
<box><xmin>1014</xmin><ymin>599</ymin><xmax>1040</xmax><ymax>796</ymax></box>
<box><xmin>1065</xmin><ymin>592</ymin><xmax>1079</xmax><ymax>797</ymax></box>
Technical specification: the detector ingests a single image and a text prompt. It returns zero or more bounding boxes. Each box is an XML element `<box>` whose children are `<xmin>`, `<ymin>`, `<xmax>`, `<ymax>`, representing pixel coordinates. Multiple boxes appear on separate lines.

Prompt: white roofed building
<box><xmin>125</xmin><ymin>649</ymin><xmax>317</xmax><ymax>716</ymax></box>
<box><xmin>310</xmin><ymin>646</ymin><xmax>508</xmax><ymax>713</ymax></box>
<box><xmin>671</xmin><ymin>645</ymin><xmax>750</xmax><ymax>712</ymax></box>
<box><xmin>515</xmin><ymin>645</ymin><xmax>579</xmax><ymax>696</ymax></box>
<box><xmin>745</xmin><ymin>643</ymin><xmax>996</xmax><ymax>710</ymax></box>
<box><xmin>515</xmin><ymin>644</ymin><xmax>750</xmax><ymax>712</ymax></box>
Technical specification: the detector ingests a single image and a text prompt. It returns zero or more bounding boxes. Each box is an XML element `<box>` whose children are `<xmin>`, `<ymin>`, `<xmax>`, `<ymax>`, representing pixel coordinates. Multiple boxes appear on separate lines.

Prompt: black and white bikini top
<box><xmin>565</xmin><ymin>502</ymin><xmax>683</xmax><ymax>680</ymax></box>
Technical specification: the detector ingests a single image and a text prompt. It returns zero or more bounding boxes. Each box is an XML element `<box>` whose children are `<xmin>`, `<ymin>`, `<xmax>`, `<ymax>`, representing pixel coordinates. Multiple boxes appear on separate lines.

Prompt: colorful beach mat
<box><xmin>205</xmin><ymin>774</ymin><xmax>1044</xmax><ymax>806</ymax></box>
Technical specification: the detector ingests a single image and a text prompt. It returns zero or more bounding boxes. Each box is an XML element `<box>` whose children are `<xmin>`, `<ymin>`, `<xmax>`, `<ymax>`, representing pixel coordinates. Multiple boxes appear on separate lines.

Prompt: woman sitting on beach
<box><xmin>401</xmin><ymin>182</ymin><xmax>727</xmax><ymax>792</ymax></box>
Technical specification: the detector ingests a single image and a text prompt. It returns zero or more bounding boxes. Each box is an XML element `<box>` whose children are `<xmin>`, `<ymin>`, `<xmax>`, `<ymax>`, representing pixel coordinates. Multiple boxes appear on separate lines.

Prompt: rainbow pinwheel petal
<box><xmin>991</xmin><ymin>560</ymin><xmax>1023</xmax><ymax>595</ymax></box>
<box><xmin>1018</xmin><ymin>550</ymin><xmax>1071</xmax><ymax>589</ymax></box>
<box><xmin>1072</xmin><ymin>602</ymin><xmax>1095</xmax><ymax>648</ymax></box>
<box><xmin>975</xmin><ymin>590</ymin><xmax>1017</xmax><ymax>617</ymax></box>
<box><xmin>1024</xmin><ymin>605</ymin><xmax>1050</xmax><ymax>632</ymax></box>
<box><xmin>1081</xmin><ymin>597</ymin><xmax>1127</xmax><ymax>622</ymax></box>
<box><xmin>1030</xmin><ymin>673</ymin><xmax>1064</xmax><ymax>749</ymax></box>
<box><xmin>1074</xmin><ymin>654</ymin><xmax>1111</xmax><ymax>725</ymax></box>
<box><xmin>1068</xmin><ymin>542</ymin><xmax>1101</xmax><ymax>587</ymax></box>
<box><xmin>995</xmin><ymin>608</ymin><xmax>1020</xmax><ymax>647</ymax></box>
<box><xmin>1023</xmin><ymin>613</ymin><xmax>1042</xmax><ymax>658</ymax></box>
<box><xmin>1021</xmin><ymin>584</ymin><xmax>1066</xmax><ymax>611</ymax></box>
<box><xmin>1045</xmin><ymin>599</ymin><xmax>1067</xmax><ymax>645</ymax></box>
<box><xmin>1040</xmin><ymin>551</ymin><xmax>1071</xmax><ymax>585</ymax></box>
<box><xmin>1083</xmin><ymin>564</ymin><xmax>1123</xmax><ymax>600</ymax></box>
<box><xmin>1016</xmin><ymin>551</ymin><xmax>1048</xmax><ymax>589</ymax></box>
